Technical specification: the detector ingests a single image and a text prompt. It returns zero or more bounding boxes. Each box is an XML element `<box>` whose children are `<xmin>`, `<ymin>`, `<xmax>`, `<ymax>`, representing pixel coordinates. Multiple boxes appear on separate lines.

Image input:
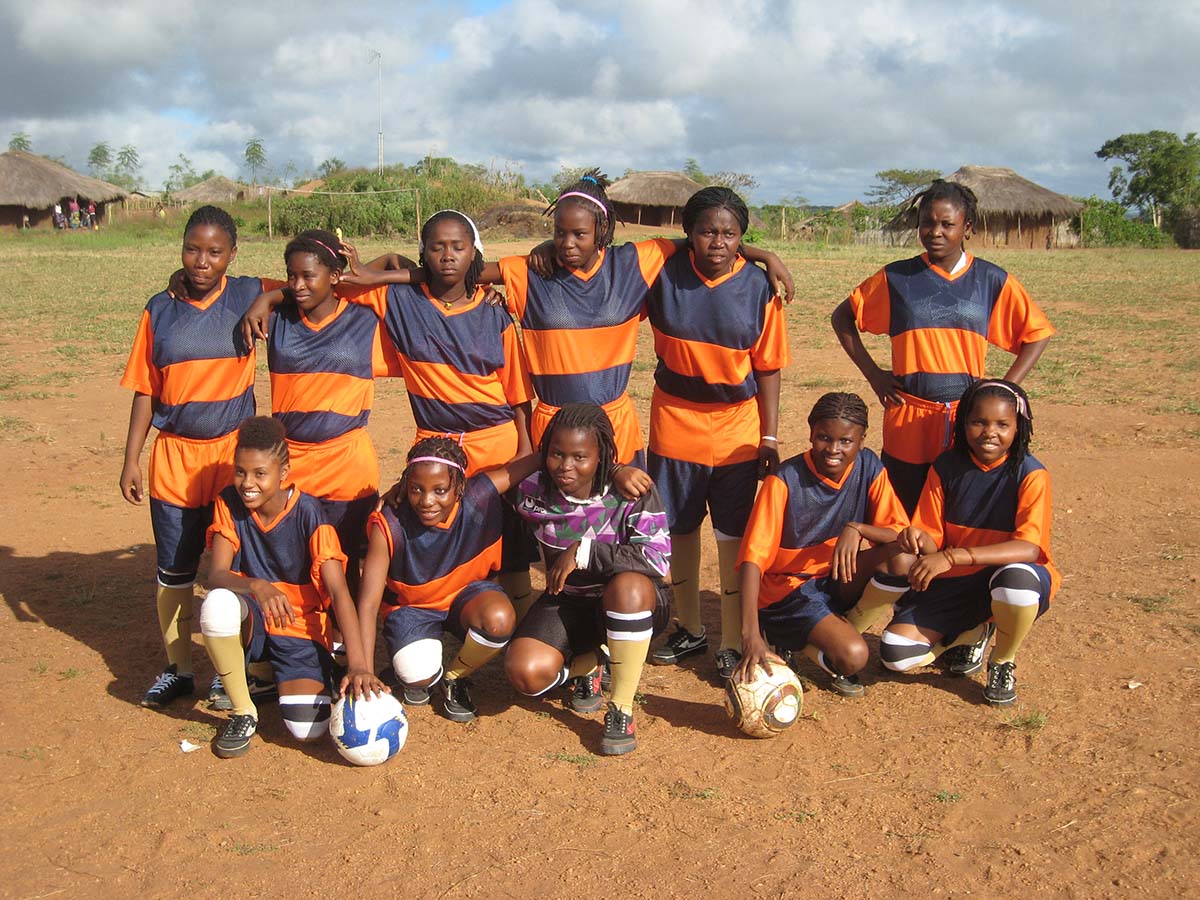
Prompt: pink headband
<box><xmin>975</xmin><ymin>381</ymin><xmax>1029</xmax><ymax>419</ymax></box>
<box><xmin>311</xmin><ymin>239</ymin><xmax>343</xmax><ymax>266</ymax></box>
<box><xmin>408</xmin><ymin>455</ymin><xmax>464</xmax><ymax>472</ymax></box>
<box><xmin>558</xmin><ymin>191</ymin><xmax>609</xmax><ymax>219</ymax></box>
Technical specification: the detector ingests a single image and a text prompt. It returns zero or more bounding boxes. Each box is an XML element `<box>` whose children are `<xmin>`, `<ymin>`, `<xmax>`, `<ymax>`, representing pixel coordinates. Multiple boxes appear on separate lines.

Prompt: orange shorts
<box><xmin>531</xmin><ymin>392</ymin><xmax>643</xmax><ymax>465</ymax></box>
<box><xmin>882</xmin><ymin>391</ymin><xmax>958</xmax><ymax>466</ymax></box>
<box><xmin>414</xmin><ymin>419</ymin><xmax>519</xmax><ymax>478</ymax></box>
<box><xmin>287</xmin><ymin>427</ymin><xmax>379</xmax><ymax>502</ymax></box>
<box><xmin>149</xmin><ymin>431</ymin><xmax>237</xmax><ymax>508</ymax></box>
<box><xmin>648</xmin><ymin>389</ymin><xmax>759</xmax><ymax>467</ymax></box>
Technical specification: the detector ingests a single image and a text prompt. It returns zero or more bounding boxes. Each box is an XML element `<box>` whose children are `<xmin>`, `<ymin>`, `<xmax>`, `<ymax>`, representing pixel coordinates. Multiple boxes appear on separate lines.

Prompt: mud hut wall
<box><xmin>974</xmin><ymin>212</ymin><xmax>1059</xmax><ymax>249</ymax></box>
<box><xmin>613</xmin><ymin>201</ymin><xmax>679</xmax><ymax>228</ymax></box>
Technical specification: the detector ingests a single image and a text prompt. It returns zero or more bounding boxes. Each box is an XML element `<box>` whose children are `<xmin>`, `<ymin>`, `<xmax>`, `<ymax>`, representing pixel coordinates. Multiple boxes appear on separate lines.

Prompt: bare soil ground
<box><xmin>0</xmin><ymin>236</ymin><xmax>1197</xmax><ymax>898</ymax></box>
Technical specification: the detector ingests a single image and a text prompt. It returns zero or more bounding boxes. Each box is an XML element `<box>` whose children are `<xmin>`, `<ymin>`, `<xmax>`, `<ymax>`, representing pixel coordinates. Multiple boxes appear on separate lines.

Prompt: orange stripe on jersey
<box><xmin>248</xmin><ymin>581</ymin><xmax>331</xmax><ymax>642</ymax></box>
<box><xmin>497</xmin><ymin>257</ymin><xmax>530</xmax><ymax>320</ymax></box>
<box><xmin>866</xmin><ymin>468</ymin><xmax>911</xmax><ymax>531</ymax></box>
<box><xmin>634</xmin><ymin>238</ymin><xmax>674</xmax><ymax>287</ymax></box>
<box><xmin>401</xmin><ymin>359</ymin><xmax>509</xmax><ymax>407</ymax></box>
<box><xmin>158</xmin><ymin>355</ymin><xmax>255</xmax><ymax>407</ymax></box>
<box><xmin>341</xmin><ymin>283</ymin><xmax>390</xmax><ymax>319</ymax></box>
<box><xmin>987</xmin><ymin>277</ymin><xmax>1057</xmax><ymax>351</ymax></box>
<box><xmin>120</xmin><ymin>310</ymin><xmax>161</xmax><ymax>396</ymax></box>
<box><xmin>271</xmin><ymin>370</ymin><xmax>375</xmax><ymax>418</ymax></box>
<box><xmin>522</xmin><ymin>320</ymin><xmax>639</xmax><ymax>376</ymax></box>
<box><xmin>655</xmin><ymin>332</ymin><xmax>753</xmax><ymax>384</ymax></box>
<box><xmin>890</xmin><ymin>328</ymin><xmax>987</xmax><ymax>378</ymax></box>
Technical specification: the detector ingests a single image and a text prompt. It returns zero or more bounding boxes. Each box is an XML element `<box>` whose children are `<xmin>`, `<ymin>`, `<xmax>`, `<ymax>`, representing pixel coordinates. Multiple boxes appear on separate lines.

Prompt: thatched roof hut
<box><xmin>887</xmin><ymin>166</ymin><xmax>1082</xmax><ymax>249</ymax></box>
<box><xmin>0</xmin><ymin>149</ymin><xmax>127</xmax><ymax>228</ymax></box>
<box><xmin>607</xmin><ymin>171</ymin><xmax>705</xmax><ymax>227</ymax></box>
<box><xmin>173</xmin><ymin>175</ymin><xmax>249</xmax><ymax>204</ymax></box>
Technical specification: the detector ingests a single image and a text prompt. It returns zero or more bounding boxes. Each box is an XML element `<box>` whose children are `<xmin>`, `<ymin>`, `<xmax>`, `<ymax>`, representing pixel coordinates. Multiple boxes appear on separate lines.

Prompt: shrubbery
<box><xmin>1071</xmin><ymin>196</ymin><xmax>1173</xmax><ymax>248</ymax></box>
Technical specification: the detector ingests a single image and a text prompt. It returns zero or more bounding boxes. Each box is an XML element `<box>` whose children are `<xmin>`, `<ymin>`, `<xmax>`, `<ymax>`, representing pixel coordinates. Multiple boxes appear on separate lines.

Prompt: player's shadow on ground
<box><xmin>639</xmin><ymin>692</ymin><xmax>738</xmax><ymax>738</ymax></box>
<box><xmin>0</xmin><ymin>542</ymin><xmax>232</xmax><ymax>718</ymax></box>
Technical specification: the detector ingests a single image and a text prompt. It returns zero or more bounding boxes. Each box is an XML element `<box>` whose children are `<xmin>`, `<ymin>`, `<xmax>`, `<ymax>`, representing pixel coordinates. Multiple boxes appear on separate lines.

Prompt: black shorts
<box><xmin>514</xmin><ymin>582</ymin><xmax>671</xmax><ymax>663</ymax></box>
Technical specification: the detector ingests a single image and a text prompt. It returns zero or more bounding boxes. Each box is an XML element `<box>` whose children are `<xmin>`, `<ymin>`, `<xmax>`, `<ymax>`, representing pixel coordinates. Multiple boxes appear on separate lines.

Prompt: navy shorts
<box><xmin>500</xmin><ymin>502</ymin><xmax>540</xmax><ymax>573</ymax></box>
<box><xmin>880</xmin><ymin>453</ymin><xmax>930</xmax><ymax>517</ymax></box>
<box><xmin>758</xmin><ymin>576</ymin><xmax>852</xmax><ymax>650</ymax></box>
<box><xmin>514</xmin><ymin>581</ymin><xmax>671</xmax><ymax>663</ymax></box>
<box><xmin>150</xmin><ymin>497</ymin><xmax>213</xmax><ymax>576</ymax></box>
<box><xmin>648</xmin><ymin>452</ymin><xmax>758</xmax><ymax>537</ymax></box>
<box><xmin>890</xmin><ymin>564</ymin><xmax>1053</xmax><ymax>641</ymax></box>
<box><xmin>319</xmin><ymin>493</ymin><xmax>377</xmax><ymax>560</ymax></box>
<box><xmin>381</xmin><ymin>580</ymin><xmax>500</xmax><ymax>657</ymax></box>
<box><xmin>245</xmin><ymin>599</ymin><xmax>333</xmax><ymax>689</ymax></box>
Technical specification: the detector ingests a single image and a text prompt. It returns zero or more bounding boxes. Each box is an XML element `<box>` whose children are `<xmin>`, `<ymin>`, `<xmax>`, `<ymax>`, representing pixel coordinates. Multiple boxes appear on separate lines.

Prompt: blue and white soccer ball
<box><xmin>329</xmin><ymin>692</ymin><xmax>408</xmax><ymax>766</ymax></box>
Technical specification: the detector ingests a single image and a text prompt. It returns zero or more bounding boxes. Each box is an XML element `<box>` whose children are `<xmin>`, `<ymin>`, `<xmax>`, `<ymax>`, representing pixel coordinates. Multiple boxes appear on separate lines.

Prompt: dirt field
<box><xmin>1</xmin><ymin>232</ymin><xmax>1197</xmax><ymax>898</ymax></box>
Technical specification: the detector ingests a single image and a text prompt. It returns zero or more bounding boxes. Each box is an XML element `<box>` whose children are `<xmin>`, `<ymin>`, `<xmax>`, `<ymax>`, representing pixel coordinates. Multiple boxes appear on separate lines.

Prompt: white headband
<box><xmin>419</xmin><ymin>209</ymin><xmax>484</xmax><ymax>256</ymax></box>
<box><xmin>558</xmin><ymin>191</ymin><xmax>609</xmax><ymax>219</ymax></box>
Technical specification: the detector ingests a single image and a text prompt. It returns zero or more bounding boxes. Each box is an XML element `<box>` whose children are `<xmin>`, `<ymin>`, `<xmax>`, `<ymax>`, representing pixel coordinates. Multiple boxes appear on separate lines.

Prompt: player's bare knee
<box><xmin>602</xmin><ymin>571</ymin><xmax>655</xmax><ymax>614</ymax></box>
<box><xmin>829</xmin><ymin>638</ymin><xmax>869</xmax><ymax>676</ymax></box>
<box><xmin>476</xmin><ymin>598</ymin><xmax>516</xmax><ymax>642</ymax></box>
<box><xmin>884</xmin><ymin>551</ymin><xmax>917</xmax><ymax>577</ymax></box>
<box><xmin>505</xmin><ymin>654</ymin><xmax>556</xmax><ymax>695</ymax></box>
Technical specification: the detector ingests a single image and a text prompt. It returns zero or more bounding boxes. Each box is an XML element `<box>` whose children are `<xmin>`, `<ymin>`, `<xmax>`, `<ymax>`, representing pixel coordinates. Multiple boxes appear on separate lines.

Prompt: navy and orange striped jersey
<box><xmin>848</xmin><ymin>254</ymin><xmax>1056</xmax><ymax>403</ymax></box>
<box><xmin>207</xmin><ymin>486</ymin><xmax>347</xmax><ymax>642</ymax></box>
<box><xmin>739</xmin><ymin>448</ymin><xmax>910</xmax><ymax>607</ymax></box>
<box><xmin>913</xmin><ymin>450</ymin><xmax>1059</xmax><ymax>596</ymax></box>
<box><xmin>348</xmin><ymin>284</ymin><xmax>531</xmax><ymax>435</ymax></box>
<box><xmin>646</xmin><ymin>252</ymin><xmax>789</xmax><ymax>404</ymax></box>
<box><xmin>121</xmin><ymin>275</ymin><xmax>266</xmax><ymax>439</ymax></box>
<box><xmin>497</xmin><ymin>240</ymin><xmax>675</xmax><ymax>408</ymax></box>
<box><xmin>267</xmin><ymin>299</ymin><xmax>395</xmax><ymax>443</ymax></box>
<box><xmin>368</xmin><ymin>473</ymin><xmax>504</xmax><ymax>613</ymax></box>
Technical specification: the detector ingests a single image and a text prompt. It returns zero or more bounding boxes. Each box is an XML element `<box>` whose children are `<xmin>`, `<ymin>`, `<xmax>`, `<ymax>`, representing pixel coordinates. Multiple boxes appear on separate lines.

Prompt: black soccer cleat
<box><xmin>600</xmin><ymin>702</ymin><xmax>637</xmax><ymax>755</ymax></box>
<box><xmin>440</xmin><ymin>677</ymin><xmax>477</xmax><ymax>723</ymax></box>
<box><xmin>943</xmin><ymin>623</ymin><xmax>995</xmax><ymax>677</ymax></box>
<box><xmin>714</xmin><ymin>648</ymin><xmax>743</xmax><ymax>680</ymax></box>
<box><xmin>569</xmin><ymin>666</ymin><xmax>605</xmax><ymax>714</ymax></box>
<box><xmin>983</xmin><ymin>661</ymin><xmax>1017</xmax><ymax>706</ymax></box>
<box><xmin>213</xmin><ymin>714</ymin><xmax>258</xmax><ymax>758</ymax></box>
<box><xmin>650</xmin><ymin>626</ymin><xmax>708</xmax><ymax>665</ymax></box>
<box><xmin>141</xmin><ymin>664</ymin><xmax>195</xmax><ymax>709</ymax></box>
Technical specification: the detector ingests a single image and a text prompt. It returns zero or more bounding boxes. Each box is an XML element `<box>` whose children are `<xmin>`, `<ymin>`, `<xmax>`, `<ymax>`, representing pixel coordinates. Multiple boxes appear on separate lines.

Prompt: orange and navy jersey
<box><xmin>368</xmin><ymin>473</ymin><xmax>503</xmax><ymax>613</ymax></box>
<box><xmin>206</xmin><ymin>486</ymin><xmax>347</xmax><ymax>642</ymax></box>
<box><xmin>646</xmin><ymin>252</ymin><xmax>789</xmax><ymax>404</ymax></box>
<box><xmin>497</xmin><ymin>239</ymin><xmax>675</xmax><ymax>408</ymax></box>
<box><xmin>848</xmin><ymin>254</ymin><xmax>1055</xmax><ymax>403</ymax></box>
<box><xmin>348</xmin><ymin>284</ymin><xmax>531</xmax><ymax>435</ymax></box>
<box><xmin>739</xmin><ymin>448</ymin><xmax>909</xmax><ymax>607</ymax></box>
<box><xmin>267</xmin><ymin>299</ymin><xmax>393</xmax><ymax>443</ymax></box>
<box><xmin>913</xmin><ymin>449</ymin><xmax>1060</xmax><ymax>596</ymax></box>
<box><xmin>121</xmin><ymin>276</ymin><xmax>267</xmax><ymax>439</ymax></box>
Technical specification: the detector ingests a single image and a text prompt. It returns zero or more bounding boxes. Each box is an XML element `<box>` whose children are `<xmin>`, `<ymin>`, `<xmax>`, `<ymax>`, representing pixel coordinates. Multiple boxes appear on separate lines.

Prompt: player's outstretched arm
<box><xmin>120</xmin><ymin>393</ymin><xmax>154</xmax><ymax>504</ymax></box>
<box><xmin>322</xmin><ymin>558</ymin><xmax>389</xmax><ymax>700</ymax></box>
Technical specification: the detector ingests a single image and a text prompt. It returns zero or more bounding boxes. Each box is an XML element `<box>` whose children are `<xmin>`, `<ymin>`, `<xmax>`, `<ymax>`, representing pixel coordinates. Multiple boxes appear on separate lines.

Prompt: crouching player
<box><xmin>504</xmin><ymin>403</ymin><xmax>670</xmax><ymax>756</ymax></box>
<box><xmin>359</xmin><ymin>438</ymin><xmax>545</xmax><ymax>724</ymax></box>
<box><xmin>200</xmin><ymin>417</ymin><xmax>385</xmax><ymax>758</ymax></box>
<box><xmin>733</xmin><ymin>393</ymin><xmax>911</xmax><ymax>696</ymax></box>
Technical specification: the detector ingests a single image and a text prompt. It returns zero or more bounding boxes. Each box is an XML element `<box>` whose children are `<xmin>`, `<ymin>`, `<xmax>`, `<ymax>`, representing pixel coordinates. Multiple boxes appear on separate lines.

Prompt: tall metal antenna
<box><xmin>368</xmin><ymin>48</ymin><xmax>383</xmax><ymax>173</ymax></box>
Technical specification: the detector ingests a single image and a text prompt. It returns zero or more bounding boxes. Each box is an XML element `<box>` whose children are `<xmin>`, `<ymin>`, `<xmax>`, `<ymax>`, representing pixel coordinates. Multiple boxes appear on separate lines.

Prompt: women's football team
<box><xmin>121</xmin><ymin>173</ymin><xmax>1056</xmax><ymax>759</ymax></box>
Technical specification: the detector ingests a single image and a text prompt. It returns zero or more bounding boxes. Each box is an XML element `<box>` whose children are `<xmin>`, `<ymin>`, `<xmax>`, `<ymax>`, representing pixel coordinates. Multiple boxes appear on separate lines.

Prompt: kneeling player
<box><xmin>201</xmin><ymin>417</ymin><xmax>384</xmax><ymax>759</ymax></box>
<box><xmin>504</xmin><ymin>404</ymin><xmax>669</xmax><ymax>755</ymax></box>
<box><xmin>733</xmin><ymin>393</ymin><xmax>911</xmax><ymax>696</ymax></box>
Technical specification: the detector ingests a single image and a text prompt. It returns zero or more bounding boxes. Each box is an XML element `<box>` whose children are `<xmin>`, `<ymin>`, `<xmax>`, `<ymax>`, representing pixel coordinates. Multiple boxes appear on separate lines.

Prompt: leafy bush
<box><xmin>1071</xmin><ymin>196</ymin><xmax>1173</xmax><ymax>248</ymax></box>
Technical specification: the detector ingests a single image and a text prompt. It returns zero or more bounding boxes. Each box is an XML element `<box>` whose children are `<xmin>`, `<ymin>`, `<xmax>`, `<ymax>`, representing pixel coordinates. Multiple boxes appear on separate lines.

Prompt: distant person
<box><xmin>68</xmin><ymin>197</ymin><xmax>80</xmax><ymax>228</ymax></box>
<box><xmin>87</xmin><ymin>201</ymin><xmax>97</xmax><ymax>229</ymax></box>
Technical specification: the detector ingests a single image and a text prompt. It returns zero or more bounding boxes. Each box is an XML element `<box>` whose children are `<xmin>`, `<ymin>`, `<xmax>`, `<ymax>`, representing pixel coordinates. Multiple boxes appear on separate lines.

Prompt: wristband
<box><xmin>966</xmin><ymin>547</ymin><xmax>978</xmax><ymax>566</ymax></box>
<box><xmin>942</xmin><ymin>549</ymin><xmax>957</xmax><ymax>568</ymax></box>
<box><xmin>609</xmin><ymin>462</ymin><xmax>626</xmax><ymax>478</ymax></box>
<box><xmin>760</xmin><ymin>436</ymin><xmax>778</xmax><ymax>443</ymax></box>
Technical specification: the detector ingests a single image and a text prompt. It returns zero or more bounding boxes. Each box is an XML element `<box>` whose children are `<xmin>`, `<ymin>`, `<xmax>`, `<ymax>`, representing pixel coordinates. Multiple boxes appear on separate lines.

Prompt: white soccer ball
<box><xmin>329</xmin><ymin>692</ymin><xmax>408</xmax><ymax>766</ymax></box>
<box><xmin>724</xmin><ymin>658</ymin><xmax>804</xmax><ymax>738</ymax></box>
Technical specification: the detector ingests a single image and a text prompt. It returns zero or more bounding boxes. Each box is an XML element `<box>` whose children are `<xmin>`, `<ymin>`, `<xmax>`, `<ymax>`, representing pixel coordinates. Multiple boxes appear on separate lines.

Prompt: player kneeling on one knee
<box><xmin>880</xmin><ymin>380</ymin><xmax>1059</xmax><ymax>706</ymax></box>
<box><xmin>733</xmin><ymin>393</ymin><xmax>911</xmax><ymax>697</ymax></box>
<box><xmin>202</xmin><ymin>417</ymin><xmax>387</xmax><ymax>759</ymax></box>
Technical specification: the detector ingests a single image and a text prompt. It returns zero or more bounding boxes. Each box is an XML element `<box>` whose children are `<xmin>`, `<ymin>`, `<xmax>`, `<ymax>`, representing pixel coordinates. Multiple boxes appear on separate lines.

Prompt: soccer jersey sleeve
<box><xmin>497</xmin><ymin>256</ymin><xmax>528</xmax><ymax>319</ymax></box>
<box><xmin>120</xmin><ymin>310</ymin><xmax>162</xmax><ymax>397</ymax></box>
<box><xmin>308</xmin><ymin>522</ymin><xmax>348</xmax><ymax>599</ymax></box>
<box><xmin>582</xmin><ymin>489</ymin><xmax>672</xmax><ymax>580</ymax></box>
<box><xmin>632</xmin><ymin>238</ymin><xmax>678</xmax><ymax>288</ymax></box>
<box><xmin>340</xmin><ymin>284</ymin><xmax>390</xmax><ymax>320</ymax></box>
<box><xmin>1012</xmin><ymin>467</ymin><xmax>1053</xmax><ymax>552</ymax></box>
<box><xmin>847</xmin><ymin>268</ymin><xmax>892</xmax><ymax>335</ymax></box>
<box><xmin>750</xmin><ymin>294</ymin><xmax>790</xmax><ymax>372</ymax></box>
<box><xmin>867</xmin><ymin>469</ymin><xmax>910</xmax><ymax>532</ymax></box>
<box><xmin>987</xmin><ymin>274</ymin><xmax>1056</xmax><ymax>352</ymax></box>
<box><xmin>737</xmin><ymin>474</ymin><xmax>788</xmax><ymax>572</ymax></box>
<box><xmin>206</xmin><ymin>495</ymin><xmax>240</xmax><ymax>554</ymax></box>
<box><xmin>498</xmin><ymin>320</ymin><xmax>534</xmax><ymax>405</ymax></box>
<box><xmin>910</xmin><ymin>466</ymin><xmax>947</xmax><ymax>549</ymax></box>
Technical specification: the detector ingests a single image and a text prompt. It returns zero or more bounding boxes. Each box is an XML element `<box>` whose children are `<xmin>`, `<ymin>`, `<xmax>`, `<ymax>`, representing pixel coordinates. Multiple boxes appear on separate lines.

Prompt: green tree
<box><xmin>318</xmin><ymin>157</ymin><xmax>346</xmax><ymax>179</ymax></box>
<box><xmin>8</xmin><ymin>131</ymin><xmax>32</xmax><ymax>151</ymax></box>
<box><xmin>1096</xmin><ymin>131</ymin><xmax>1200</xmax><ymax>229</ymax></box>
<box><xmin>244</xmin><ymin>138</ymin><xmax>267</xmax><ymax>183</ymax></box>
<box><xmin>87</xmin><ymin>142</ymin><xmax>112</xmax><ymax>176</ymax></box>
<box><xmin>683</xmin><ymin>158</ymin><xmax>758</xmax><ymax>192</ymax></box>
<box><xmin>867</xmin><ymin>168</ymin><xmax>941</xmax><ymax>205</ymax></box>
<box><xmin>164</xmin><ymin>153</ymin><xmax>198</xmax><ymax>193</ymax></box>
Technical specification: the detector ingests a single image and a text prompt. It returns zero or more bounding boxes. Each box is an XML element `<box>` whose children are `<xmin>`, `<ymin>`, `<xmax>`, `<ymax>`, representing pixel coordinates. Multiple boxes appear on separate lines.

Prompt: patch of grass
<box><xmin>178</xmin><ymin>721</ymin><xmax>218</xmax><ymax>742</ymax></box>
<box><xmin>31</xmin><ymin>659</ymin><xmax>47</xmax><ymax>675</ymax></box>
<box><xmin>545</xmin><ymin>751</ymin><xmax>598</xmax><ymax>769</ymax></box>
<box><xmin>667</xmin><ymin>780</ymin><xmax>720</xmax><ymax>801</ymax></box>
<box><xmin>1130</xmin><ymin>594</ymin><xmax>1172</xmax><ymax>613</ymax></box>
<box><xmin>58</xmin><ymin>667</ymin><xmax>83</xmax><ymax>680</ymax></box>
<box><xmin>5</xmin><ymin>747</ymin><xmax>44</xmax><ymax>761</ymax></box>
<box><xmin>1006</xmin><ymin>710</ymin><xmax>1049</xmax><ymax>732</ymax></box>
<box><xmin>775</xmin><ymin>810</ymin><xmax>815</xmax><ymax>823</ymax></box>
<box><xmin>935</xmin><ymin>790</ymin><xmax>963</xmax><ymax>803</ymax></box>
<box><xmin>230</xmin><ymin>841</ymin><xmax>278</xmax><ymax>856</ymax></box>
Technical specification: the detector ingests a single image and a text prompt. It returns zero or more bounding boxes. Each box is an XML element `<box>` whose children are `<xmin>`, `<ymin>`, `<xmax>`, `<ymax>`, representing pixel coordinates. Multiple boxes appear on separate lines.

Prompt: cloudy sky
<box><xmin>2</xmin><ymin>0</ymin><xmax>1196</xmax><ymax>204</ymax></box>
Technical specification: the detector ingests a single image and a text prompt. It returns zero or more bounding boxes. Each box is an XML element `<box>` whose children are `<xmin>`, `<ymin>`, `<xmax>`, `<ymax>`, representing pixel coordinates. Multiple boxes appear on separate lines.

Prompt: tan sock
<box><xmin>929</xmin><ymin>623</ymin><xmax>991</xmax><ymax>662</ymax></box>
<box><xmin>204</xmin><ymin>633</ymin><xmax>256</xmax><ymax>717</ymax></box>
<box><xmin>801</xmin><ymin>644</ymin><xmax>836</xmax><ymax>674</ymax></box>
<box><xmin>990</xmin><ymin>603</ymin><xmax>1038</xmax><ymax>665</ymax></box>
<box><xmin>716</xmin><ymin>538</ymin><xmax>743</xmax><ymax>651</ymax></box>
<box><xmin>247</xmin><ymin>660</ymin><xmax>274</xmax><ymax>682</ymax></box>
<box><xmin>156</xmin><ymin>584</ymin><xmax>195</xmax><ymax>674</ymax></box>
<box><xmin>669</xmin><ymin>529</ymin><xmax>703</xmax><ymax>635</ymax></box>
<box><xmin>445</xmin><ymin>628</ymin><xmax>507</xmax><ymax>680</ymax></box>
<box><xmin>499</xmin><ymin>570</ymin><xmax>536</xmax><ymax>623</ymax></box>
<box><xmin>845</xmin><ymin>575</ymin><xmax>909</xmax><ymax>633</ymax></box>
<box><xmin>568</xmin><ymin>650</ymin><xmax>600</xmax><ymax>678</ymax></box>
<box><xmin>608</xmin><ymin>636</ymin><xmax>651</xmax><ymax>715</ymax></box>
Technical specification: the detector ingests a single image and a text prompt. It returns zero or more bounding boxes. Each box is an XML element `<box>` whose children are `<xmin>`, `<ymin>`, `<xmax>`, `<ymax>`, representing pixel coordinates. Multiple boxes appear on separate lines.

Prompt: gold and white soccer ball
<box><xmin>724</xmin><ymin>658</ymin><xmax>804</xmax><ymax>738</ymax></box>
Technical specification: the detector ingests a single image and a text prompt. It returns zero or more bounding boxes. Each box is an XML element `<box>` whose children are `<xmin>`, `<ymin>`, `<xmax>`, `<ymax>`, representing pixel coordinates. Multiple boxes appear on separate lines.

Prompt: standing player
<box><xmin>643</xmin><ymin>186</ymin><xmax>790</xmax><ymax>678</ymax></box>
<box><xmin>201</xmin><ymin>417</ymin><xmax>385</xmax><ymax>757</ymax></box>
<box><xmin>881</xmin><ymin>380</ymin><xmax>1058</xmax><ymax>705</ymax></box>
<box><xmin>120</xmin><ymin>206</ymin><xmax>269</xmax><ymax>708</ymax></box>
